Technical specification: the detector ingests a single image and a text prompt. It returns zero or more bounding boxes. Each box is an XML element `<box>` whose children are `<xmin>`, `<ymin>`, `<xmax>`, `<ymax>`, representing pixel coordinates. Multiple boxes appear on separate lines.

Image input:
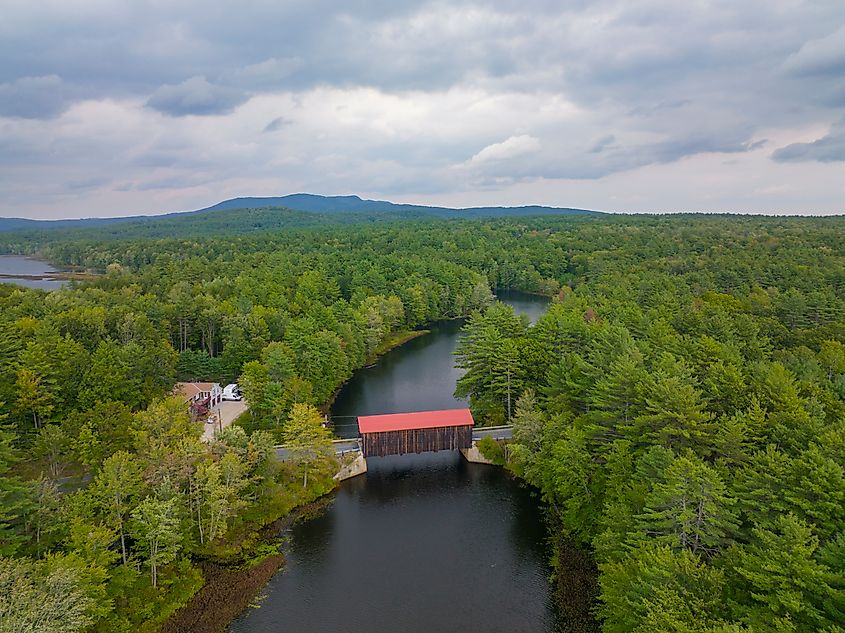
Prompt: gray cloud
<box><xmin>782</xmin><ymin>26</ymin><xmax>845</xmax><ymax>77</ymax></box>
<box><xmin>589</xmin><ymin>135</ymin><xmax>617</xmax><ymax>154</ymax></box>
<box><xmin>146</xmin><ymin>76</ymin><xmax>248</xmax><ymax>116</ymax></box>
<box><xmin>772</xmin><ymin>120</ymin><xmax>845</xmax><ymax>163</ymax></box>
<box><xmin>0</xmin><ymin>75</ymin><xmax>70</xmax><ymax>119</ymax></box>
<box><xmin>264</xmin><ymin>116</ymin><xmax>291</xmax><ymax>133</ymax></box>
<box><xmin>462</xmin><ymin>127</ymin><xmax>756</xmax><ymax>183</ymax></box>
<box><xmin>1</xmin><ymin>1</ymin><xmax>844</xmax><ymax>217</ymax></box>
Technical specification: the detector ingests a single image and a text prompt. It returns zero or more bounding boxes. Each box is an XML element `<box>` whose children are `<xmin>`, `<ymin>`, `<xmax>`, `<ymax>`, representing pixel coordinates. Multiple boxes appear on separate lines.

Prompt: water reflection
<box><xmin>331</xmin><ymin>292</ymin><xmax>551</xmax><ymax>436</ymax></box>
<box><xmin>231</xmin><ymin>452</ymin><xmax>557</xmax><ymax>633</ymax></box>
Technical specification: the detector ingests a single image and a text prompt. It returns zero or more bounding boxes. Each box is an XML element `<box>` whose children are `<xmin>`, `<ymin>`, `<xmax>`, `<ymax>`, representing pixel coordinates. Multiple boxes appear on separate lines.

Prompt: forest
<box><xmin>1</xmin><ymin>211</ymin><xmax>844</xmax><ymax>631</ymax></box>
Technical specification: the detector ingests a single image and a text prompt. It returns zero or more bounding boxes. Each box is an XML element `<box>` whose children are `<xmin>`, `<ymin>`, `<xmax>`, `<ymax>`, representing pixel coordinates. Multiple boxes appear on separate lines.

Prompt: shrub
<box><xmin>477</xmin><ymin>436</ymin><xmax>505</xmax><ymax>465</ymax></box>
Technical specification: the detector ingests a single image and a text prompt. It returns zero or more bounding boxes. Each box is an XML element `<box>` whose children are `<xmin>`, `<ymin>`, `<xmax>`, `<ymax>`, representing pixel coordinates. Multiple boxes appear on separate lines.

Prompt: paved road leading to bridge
<box><xmin>472</xmin><ymin>426</ymin><xmax>513</xmax><ymax>441</ymax></box>
<box><xmin>275</xmin><ymin>438</ymin><xmax>360</xmax><ymax>460</ymax></box>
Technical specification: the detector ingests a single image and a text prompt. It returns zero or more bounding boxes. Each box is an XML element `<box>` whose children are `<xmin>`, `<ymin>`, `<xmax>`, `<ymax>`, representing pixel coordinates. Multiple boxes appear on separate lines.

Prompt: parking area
<box><xmin>202</xmin><ymin>399</ymin><xmax>248</xmax><ymax>441</ymax></box>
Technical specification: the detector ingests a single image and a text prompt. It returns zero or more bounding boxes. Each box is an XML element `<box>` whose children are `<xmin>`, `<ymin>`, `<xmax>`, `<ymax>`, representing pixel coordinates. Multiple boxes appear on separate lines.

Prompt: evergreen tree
<box><xmin>0</xmin><ymin>410</ymin><xmax>32</xmax><ymax>556</ymax></box>
<box><xmin>598</xmin><ymin>543</ymin><xmax>729</xmax><ymax>633</ymax></box>
<box><xmin>635</xmin><ymin>453</ymin><xmax>737</xmax><ymax>556</ymax></box>
<box><xmin>729</xmin><ymin>514</ymin><xmax>838</xmax><ymax>631</ymax></box>
<box><xmin>628</xmin><ymin>357</ymin><xmax>716</xmax><ymax>456</ymax></box>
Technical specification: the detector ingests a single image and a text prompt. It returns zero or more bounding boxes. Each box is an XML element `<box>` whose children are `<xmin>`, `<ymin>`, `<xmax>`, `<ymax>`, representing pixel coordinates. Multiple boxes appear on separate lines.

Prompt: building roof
<box><xmin>173</xmin><ymin>382</ymin><xmax>218</xmax><ymax>401</ymax></box>
<box><xmin>357</xmin><ymin>408</ymin><xmax>474</xmax><ymax>434</ymax></box>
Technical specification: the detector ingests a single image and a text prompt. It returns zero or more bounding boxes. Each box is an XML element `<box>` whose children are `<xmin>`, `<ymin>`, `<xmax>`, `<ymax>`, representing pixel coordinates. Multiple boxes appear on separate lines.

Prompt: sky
<box><xmin>1</xmin><ymin>1</ymin><xmax>844</xmax><ymax>219</ymax></box>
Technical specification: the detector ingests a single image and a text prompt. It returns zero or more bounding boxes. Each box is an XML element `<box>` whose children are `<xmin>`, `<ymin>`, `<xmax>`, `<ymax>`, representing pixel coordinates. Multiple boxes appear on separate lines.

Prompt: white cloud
<box><xmin>469</xmin><ymin>135</ymin><xmax>541</xmax><ymax>165</ymax></box>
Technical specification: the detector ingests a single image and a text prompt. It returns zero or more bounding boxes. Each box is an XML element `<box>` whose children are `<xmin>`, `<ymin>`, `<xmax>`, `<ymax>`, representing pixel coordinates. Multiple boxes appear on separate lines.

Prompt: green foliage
<box><xmin>129</xmin><ymin>493</ymin><xmax>183</xmax><ymax>588</ymax></box>
<box><xmin>728</xmin><ymin>515</ymin><xmax>839</xmax><ymax>630</ymax></box>
<box><xmin>634</xmin><ymin>452</ymin><xmax>737</xmax><ymax>556</ymax></box>
<box><xmin>598</xmin><ymin>543</ymin><xmax>727</xmax><ymax>633</ymax></box>
<box><xmin>0</xmin><ymin>554</ymin><xmax>99</xmax><ymax>632</ymax></box>
<box><xmin>63</xmin><ymin>401</ymin><xmax>137</xmax><ymax>471</ymax></box>
<box><xmin>282</xmin><ymin>403</ymin><xmax>335</xmax><ymax>489</ymax></box>
<box><xmin>2</xmin><ymin>213</ymin><xmax>845</xmax><ymax>631</ymax></box>
<box><xmin>476</xmin><ymin>435</ymin><xmax>505</xmax><ymax>465</ymax></box>
<box><xmin>0</xmin><ymin>413</ymin><xmax>32</xmax><ymax>556</ymax></box>
<box><xmin>455</xmin><ymin>302</ymin><xmax>529</xmax><ymax>422</ymax></box>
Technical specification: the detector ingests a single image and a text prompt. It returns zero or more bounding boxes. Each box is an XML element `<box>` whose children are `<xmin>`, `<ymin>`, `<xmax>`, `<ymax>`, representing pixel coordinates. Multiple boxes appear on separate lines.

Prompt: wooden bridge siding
<box><xmin>361</xmin><ymin>425</ymin><xmax>472</xmax><ymax>457</ymax></box>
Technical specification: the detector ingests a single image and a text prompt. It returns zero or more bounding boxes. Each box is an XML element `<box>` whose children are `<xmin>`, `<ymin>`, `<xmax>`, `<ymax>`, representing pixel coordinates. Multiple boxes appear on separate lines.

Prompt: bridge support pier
<box><xmin>460</xmin><ymin>441</ymin><xmax>495</xmax><ymax>465</ymax></box>
<box><xmin>335</xmin><ymin>451</ymin><xmax>368</xmax><ymax>481</ymax></box>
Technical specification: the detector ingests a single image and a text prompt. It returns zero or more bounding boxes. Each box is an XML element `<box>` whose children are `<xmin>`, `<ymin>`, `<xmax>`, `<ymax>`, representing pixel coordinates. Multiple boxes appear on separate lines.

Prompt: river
<box><xmin>230</xmin><ymin>291</ymin><xmax>560</xmax><ymax>633</ymax></box>
<box><xmin>0</xmin><ymin>255</ymin><xmax>66</xmax><ymax>290</ymax></box>
<box><xmin>330</xmin><ymin>289</ymin><xmax>550</xmax><ymax>436</ymax></box>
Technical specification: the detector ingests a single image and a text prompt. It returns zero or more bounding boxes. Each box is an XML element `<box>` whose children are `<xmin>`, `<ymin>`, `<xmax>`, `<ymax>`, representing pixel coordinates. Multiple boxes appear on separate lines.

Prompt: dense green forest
<box><xmin>456</xmin><ymin>217</ymin><xmax>845</xmax><ymax>631</ymax></box>
<box><xmin>1</xmin><ymin>213</ymin><xmax>844</xmax><ymax>631</ymax></box>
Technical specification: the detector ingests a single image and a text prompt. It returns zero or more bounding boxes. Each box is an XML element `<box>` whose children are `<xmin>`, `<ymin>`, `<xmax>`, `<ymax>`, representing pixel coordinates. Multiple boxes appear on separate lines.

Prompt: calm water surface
<box><xmin>231</xmin><ymin>292</ymin><xmax>557</xmax><ymax>633</ymax></box>
<box><xmin>231</xmin><ymin>452</ymin><xmax>557</xmax><ymax>633</ymax></box>
<box><xmin>331</xmin><ymin>291</ymin><xmax>549</xmax><ymax>436</ymax></box>
<box><xmin>0</xmin><ymin>256</ymin><xmax>66</xmax><ymax>290</ymax></box>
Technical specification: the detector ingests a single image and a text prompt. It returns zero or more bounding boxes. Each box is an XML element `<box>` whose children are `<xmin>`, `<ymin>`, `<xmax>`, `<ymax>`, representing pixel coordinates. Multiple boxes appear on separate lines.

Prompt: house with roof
<box><xmin>173</xmin><ymin>382</ymin><xmax>222</xmax><ymax>420</ymax></box>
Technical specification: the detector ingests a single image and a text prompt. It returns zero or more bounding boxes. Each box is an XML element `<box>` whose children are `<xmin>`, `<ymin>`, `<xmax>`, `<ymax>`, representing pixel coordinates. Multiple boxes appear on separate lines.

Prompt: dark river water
<box><xmin>230</xmin><ymin>291</ymin><xmax>558</xmax><ymax>633</ymax></box>
<box><xmin>0</xmin><ymin>256</ymin><xmax>66</xmax><ymax>290</ymax></box>
<box><xmin>330</xmin><ymin>290</ymin><xmax>550</xmax><ymax>437</ymax></box>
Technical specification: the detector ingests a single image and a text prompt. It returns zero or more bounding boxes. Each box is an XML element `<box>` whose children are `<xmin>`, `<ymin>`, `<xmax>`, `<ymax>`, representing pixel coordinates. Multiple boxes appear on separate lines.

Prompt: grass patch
<box><xmin>370</xmin><ymin>329</ymin><xmax>429</xmax><ymax>360</ymax></box>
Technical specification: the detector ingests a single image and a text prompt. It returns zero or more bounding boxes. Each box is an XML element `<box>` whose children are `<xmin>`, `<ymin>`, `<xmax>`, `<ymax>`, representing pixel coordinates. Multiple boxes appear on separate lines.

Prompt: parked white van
<box><xmin>222</xmin><ymin>384</ymin><xmax>242</xmax><ymax>401</ymax></box>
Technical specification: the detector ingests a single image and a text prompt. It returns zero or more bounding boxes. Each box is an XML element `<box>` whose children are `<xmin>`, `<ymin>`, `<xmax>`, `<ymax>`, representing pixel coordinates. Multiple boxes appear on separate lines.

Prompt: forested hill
<box><xmin>197</xmin><ymin>193</ymin><xmax>601</xmax><ymax>218</ymax></box>
<box><xmin>0</xmin><ymin>193</ymin><xmax>601</xmax><ymax>247</ymax></box>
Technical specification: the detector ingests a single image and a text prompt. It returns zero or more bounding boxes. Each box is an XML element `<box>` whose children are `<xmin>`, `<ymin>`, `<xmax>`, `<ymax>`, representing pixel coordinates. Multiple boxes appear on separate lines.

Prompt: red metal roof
<box><xmin>357</xmin><ymin>408</ymin><xmax>474</xmax><ymax>434</ymax></box>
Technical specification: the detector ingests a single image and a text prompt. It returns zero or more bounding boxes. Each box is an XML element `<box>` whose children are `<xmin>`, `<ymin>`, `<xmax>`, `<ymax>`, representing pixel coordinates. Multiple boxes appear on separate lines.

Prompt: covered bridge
<box><xmin>357</xmin><ymin>408</ymin><xmax>474</xmax><ymax>457</ymax></box>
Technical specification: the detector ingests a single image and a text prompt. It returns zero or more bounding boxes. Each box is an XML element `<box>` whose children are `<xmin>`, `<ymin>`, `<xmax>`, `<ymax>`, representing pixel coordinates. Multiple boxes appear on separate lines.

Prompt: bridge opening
<box><xmin>357</xmin><ymin>408</ymin><xmax>474</xmax><ymax>458</ymax></box>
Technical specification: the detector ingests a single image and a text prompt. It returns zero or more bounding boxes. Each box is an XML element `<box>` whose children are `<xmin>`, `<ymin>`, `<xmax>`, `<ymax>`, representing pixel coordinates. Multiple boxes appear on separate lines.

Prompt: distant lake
<box><xmin>0</xmin><ymin>256</ymin><xmax>67</xmax><ymax>290</ymax></box>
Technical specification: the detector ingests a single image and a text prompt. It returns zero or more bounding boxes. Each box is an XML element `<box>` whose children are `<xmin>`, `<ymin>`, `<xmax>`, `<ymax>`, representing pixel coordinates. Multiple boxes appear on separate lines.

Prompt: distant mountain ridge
<box><xmin>197</xmin><ymin>194</ymin><xmax>602</xmax><ymax>218</ymax></box>
<box><xmin>0</xmin><ymin>193</ymin><xmax>602</xmax><ymax>234</ymax></box>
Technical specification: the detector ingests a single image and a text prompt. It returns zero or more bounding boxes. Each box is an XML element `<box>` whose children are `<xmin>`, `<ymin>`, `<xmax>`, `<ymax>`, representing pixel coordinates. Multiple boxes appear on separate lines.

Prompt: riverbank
<box><xmin>205</xmin><ymin>292</ymin><xmax>556</xmax><ymax>630</ymax></box>
<box><xmin>161</xmin><ymin>495</ymin><xmax>336</xmax><ymax>633</ymax></box>
<box><xmin>476</xmin><ymin>437</ymin><xmax>601</xmax><ymax>631</ymax></box>
<box><xmin>552</xmin><ymin>537</ymin><xmax>601</xmax><ymax>632</ymax></box>
<box><xmin>320</xmin><ymin>328</ymin><xmax>430</xmax><ymax>416</ymax></box>
<box><xmin>0</xmin><ymin>254</ymin><xmax>99</xmax><ymax>290</ymax></box>
<box><xmin>369</xmin><ymin>329</ymin><xmax>429</xmax><ymax>362</ymax></box>
<box><xmin>0</xmin><ymin>270</ymin><xmax>97</xmax><ymax>282</ymax></box>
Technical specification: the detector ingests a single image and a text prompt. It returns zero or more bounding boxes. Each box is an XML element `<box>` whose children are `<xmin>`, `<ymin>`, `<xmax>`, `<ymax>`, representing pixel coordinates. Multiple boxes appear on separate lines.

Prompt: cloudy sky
<box><xmin>1</xmin><ymin>1</ymin><xmax>844</xmax><ymax>219</ymax></box>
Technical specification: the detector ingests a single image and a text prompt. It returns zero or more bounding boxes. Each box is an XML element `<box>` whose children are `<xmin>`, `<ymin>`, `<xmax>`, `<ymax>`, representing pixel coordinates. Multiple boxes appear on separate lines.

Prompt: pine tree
<box><xmin>636</xmin><ymin>453</ymin><xmax>737</xmax><ymax>556</ymax></box>
<box><xmin>586</xmin><ymin>348</ymin><xmax>646</xmax><ymax>448</ymax></box>
<box><xmin>628</xmin><ymin>357</ymin><xmax>717</xmax><ymax>456</ymax></box>
<box><xmin>598</xmin><ymin>543</ymin><xmax>729</xmax><ymax>633</ymax></box>
<box><xmin>0</xmin><ymin>409</ymin><xmax>32</xmax><ymax>555</ymax></box>
<box><xmin>729</xmin><ymin>514</ymin><xmax>836</xmax><ymax>631</ymax></box>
